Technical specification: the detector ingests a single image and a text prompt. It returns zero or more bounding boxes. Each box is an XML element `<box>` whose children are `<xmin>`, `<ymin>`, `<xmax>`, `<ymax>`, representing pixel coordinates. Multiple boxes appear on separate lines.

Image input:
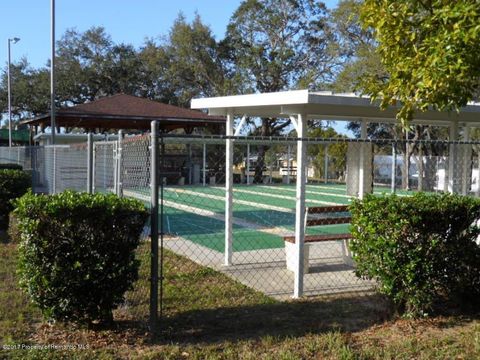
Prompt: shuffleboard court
<box><xmin>126</xmin><ymin>183</ymin><xmax>361</xmax><ymax>253</ymax></box>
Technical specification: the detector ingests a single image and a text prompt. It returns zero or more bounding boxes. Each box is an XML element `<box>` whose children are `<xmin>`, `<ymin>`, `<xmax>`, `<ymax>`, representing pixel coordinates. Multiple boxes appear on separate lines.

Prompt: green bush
<box><xmin>15</xmin><ymin>191</ymin><xmax>149</xmax><ymax>324</ymax></box>
<box><xmin>0</xmin><ymin>163</ymin><xmax>23</xmax><ymax>170</ymax></box>
<box><xmin>0</xmin><ymin>169</ymin><xmax>31</xmax><ymax>230</ymax></box>
<box><xmin>350</xmin><ymin>192</ymin><xmax>480</xmax><ymax>317</ymax></box>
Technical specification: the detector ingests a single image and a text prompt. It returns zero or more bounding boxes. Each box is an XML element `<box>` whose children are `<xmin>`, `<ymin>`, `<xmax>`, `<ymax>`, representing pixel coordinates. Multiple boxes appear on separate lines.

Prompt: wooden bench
<box><xmin>284</xmin><ymin>205</ymin><xmax>353</xmax><ymax>273</ymax></box>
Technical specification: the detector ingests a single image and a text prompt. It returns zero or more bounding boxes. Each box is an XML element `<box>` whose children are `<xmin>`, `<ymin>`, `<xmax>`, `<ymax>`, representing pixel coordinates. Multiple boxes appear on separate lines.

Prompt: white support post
<box><xmin>113</xmin><ymin>141</ymin><xmax>118</xmax><ymax>193</ymax></box>
<box><xmin>461</xmin><ymin>125</ymin><xmax>470</xmax><ymax>195</ymax></box>
<box><xmin>405</xmin><ymin>130</ymin><xmax>410</xmax><ymax>191</ymax></box>
<box><xmin>418</xmin><ymin>143</ymin><xmax>424</xmax><ymax>191</ymax></box>
<box><xmin>202</xmin><ymin>143</ymin><xmax>206</xmax><ymax>187</ymax></box>
<box><xmin>289</xmin><ymin>115</ymin><xmax>299</xmax><ymax>133</ymax></box>
<box><xmin>246</xmin><ymin>144</ymin><xmax>250</xmax><ymax>185</ymax></box>
<box><xmin>287</xmin><ymin>144</ymin><xmax>291</xmax><ymax>185</ymax></box>
<box><xmin>358</xmin><ymin>120</ymin><xmax>367</xmax><ymax>199</ymax></box>
<box><xmin>448</xmin><ymin>121</ymin><xmax>459</xmax><ymax>193</ymax></box>
<box><xmin>324</xmin><ymin>144</ymin><xmax>328</xmax><ymax>184</ymax></box>
<box><xmin>293</xmin><ymin>113</ymin><xmax>307</xmax><ymax>298</ymax></box>
<box><xmin>225</xmin><ymin>110</ymin><xmax>234</xmax><ymax>266</ymax></box>
<box><xmin>103</xmin><ymin>143</ymin><xmax>107</xmax><ymax>189</ymax></box>
<box><xmin>391</xmin><ymin>142</ymin><xmax>396</xmax><ymax>193</ymax></box>
<box><xmin>87</xmin><ymin>132</ymin><xmax>93</xmax><ymax>194</ymax></box>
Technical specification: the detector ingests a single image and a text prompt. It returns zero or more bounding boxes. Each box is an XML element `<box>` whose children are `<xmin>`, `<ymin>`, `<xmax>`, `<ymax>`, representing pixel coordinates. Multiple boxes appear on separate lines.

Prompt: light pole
<box><xmin>7</xmin><ymin>37</ymin><xmax>20</xmax><ymax>147</ymax></box>
<box><xmin>50</xmin><ymin>0</ymin><xmax>56</xmax><ymax>145</ymax></box>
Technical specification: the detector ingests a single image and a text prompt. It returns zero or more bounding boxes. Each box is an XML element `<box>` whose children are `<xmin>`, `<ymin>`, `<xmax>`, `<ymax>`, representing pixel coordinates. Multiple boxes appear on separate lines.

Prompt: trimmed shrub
<box><xmin>0</xmin><ymin>163</ymin><xmax>23</xmax><ymax>170</ymax></box>
<box><xmin>0</xmin><ymin>169</ymin><xmax>31</xmax><ymax>230</ymax></box>
<box><xmin>15</xmin><ymin>191</ymin><xmax>149</xmax><ymax>324</ymax></box>
<box><xmin>350</xmin><ymin>192</ymin><xmax>480</xmax><ymax>317</ymax></box>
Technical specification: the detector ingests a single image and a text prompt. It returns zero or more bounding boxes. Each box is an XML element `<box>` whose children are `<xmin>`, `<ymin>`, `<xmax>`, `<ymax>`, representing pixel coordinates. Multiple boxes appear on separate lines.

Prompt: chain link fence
<box><xmin>2</xmin><ymin>131</ymin><xmax>480</xmax><ymax>333</ymax></box>
<box><xmin>152</xmin><ymin>135</ymin><xmax>480</xmax><ymax>302</ymax></box>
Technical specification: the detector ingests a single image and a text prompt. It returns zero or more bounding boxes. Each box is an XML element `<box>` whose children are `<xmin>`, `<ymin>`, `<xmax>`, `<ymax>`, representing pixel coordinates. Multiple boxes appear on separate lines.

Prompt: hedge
<box><xmin>15</xmin><ymin>191</ymin><xmax>149</xmax><ymax>324</ymax></box>
<box><xmin>0</xmin><ymin>163</ymin><xmax>23</xmax><ymax>170</ymax></box>
<box><xmin>350</xmin><ymin>192</ymin><xmax>480</xmax><ymax>317</ymax></box>
<box><xmin>0</xmin><ymin>169</ymin><xmax>31</xmax><ymax>230</ymax></box>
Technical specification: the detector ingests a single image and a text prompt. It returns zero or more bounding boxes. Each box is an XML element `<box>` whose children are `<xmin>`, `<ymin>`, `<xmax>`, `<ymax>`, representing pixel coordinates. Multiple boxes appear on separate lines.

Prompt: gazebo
<box><xmin>22</xmin><ymin>93</ymin><xmax>225</xmax><ymax>136</ymax></box>
<box><xmin>191</xmin><ymin>89</ymin><xmax>480</xmax><ymax>297</ymax></box>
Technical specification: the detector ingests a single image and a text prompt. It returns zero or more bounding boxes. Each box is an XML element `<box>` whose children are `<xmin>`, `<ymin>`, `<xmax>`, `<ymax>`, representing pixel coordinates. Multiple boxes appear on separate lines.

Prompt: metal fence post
<box><xmin>87</xmin><ymin>132</ymin><xmax>94</xmax><ymax>194</ymax></box>
<box><xmin>92</xmin><ymin>143</ymin><xmax>96</xmax><ymax>193</ymax></box>
<box><xmin>202</xmin><ymin>143</ymin><xmax>207</xmax><ymax>186</ymax></box>
<box><xmin>31</xmin><ymin>147</ymin><xmax>37</xmax><ymax>193</ymax></box>
<box><xmin>159</xmin><ymin>134</ymin><xmax>165</xmax><ymax>321</ymax></box>
<box><xmin>52</xmin><ymin>146</ymin><xmax>57</xmax><ymax>194</ymax></box>
<box><xmin>391</xmin><ymin>142</ymin><xmax>397</xmax><ymax>193</ymax></box>
<box><xmin>150</xmin><ymin>121</ymin><xmax>159</xmax><ymax>335</ymax></box>
<box><xmin>187</xmin><ymin>143</ymin><xmax>192</xmax><ymax>185</ymax></box>
<box><xmin>225</xmin><ymin>111</ymin><xmax>234</xmax><ymax>266</ymax></box>
<box><xmin>117</xmin><ymin>130</ymin><xmax>123</xmax><ymax>197</ymax></box>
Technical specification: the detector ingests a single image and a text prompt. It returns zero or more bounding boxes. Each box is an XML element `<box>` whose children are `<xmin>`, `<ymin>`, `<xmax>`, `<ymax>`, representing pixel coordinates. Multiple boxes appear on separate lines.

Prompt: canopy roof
<box><xmin>191</xmin><ymin>90</ymin><xmax>480</xmax><ymax>126</ymax></box>
<box><xmin>23</xmin><ymin>94</ymin><xmax>225</xmax><ymax>131</ymax></box>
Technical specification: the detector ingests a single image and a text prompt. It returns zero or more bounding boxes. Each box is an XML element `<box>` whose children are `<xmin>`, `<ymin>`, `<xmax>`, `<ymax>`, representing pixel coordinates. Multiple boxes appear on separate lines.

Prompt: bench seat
<box><xmin>283</xmin><ymin>205</ymin><xmax>354</xmax><ymax>272</ymax></box>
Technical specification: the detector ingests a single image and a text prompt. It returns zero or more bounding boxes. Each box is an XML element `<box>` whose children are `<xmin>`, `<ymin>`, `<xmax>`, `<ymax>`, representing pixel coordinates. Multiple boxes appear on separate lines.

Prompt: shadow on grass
<box><xmin>157</xmin><ymin>293</ymin><xmax>392</xmax><ymax>345</ymax></box>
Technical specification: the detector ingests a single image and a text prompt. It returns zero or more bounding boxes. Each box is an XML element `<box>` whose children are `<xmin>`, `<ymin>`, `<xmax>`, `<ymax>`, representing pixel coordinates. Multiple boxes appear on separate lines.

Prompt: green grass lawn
<box><xmin>1</xmin><ymin>239</ymin><xmax>479</xmax><ymax>359</ymax></box>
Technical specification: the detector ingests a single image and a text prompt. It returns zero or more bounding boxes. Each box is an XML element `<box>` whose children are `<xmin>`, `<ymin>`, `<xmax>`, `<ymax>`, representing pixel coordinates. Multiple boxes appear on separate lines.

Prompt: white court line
<box><xmin>256</xmin><ymin>185</ymin><xmax>351</xmax><ymax>199</ymax></box>
<box><xmin>233</xmin><ymin>187</ymin><xmax>341</xmax><ymax>205</ymax></box>
<box><xmin>166</xmin><ymin>215</ymin><xmax>171</xmax><ymax>233</ymax></box>
<box><xmin>168</xmin><ymin>188</ymin><xmax>295</xmax><ymax>213</ymax></box>
<box><xmin>372</xmin><ymin>189</ymin><xmax>409</xmax><ymax>196</ymax></box>
<box><xmin>307</xmin><ymin>184</ymin><xmax>349</xmax><ymax>192</ymax></box>
<box><xmin>307</xmin><ymin>184</ymin><xmax>409</xmax><ymax>197</ymax></box>
<box><xmin>123</xmin><ymin>190</ymin><xmax>290</xmax><ymax>237</ymax></box>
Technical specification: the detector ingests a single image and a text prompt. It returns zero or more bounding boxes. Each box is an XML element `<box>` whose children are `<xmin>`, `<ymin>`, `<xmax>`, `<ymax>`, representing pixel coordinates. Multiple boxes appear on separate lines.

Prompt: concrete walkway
<box><xmin>163</xmin><ymin>237</ymin><xmax>374</xmax><ymax>300</ymax></box>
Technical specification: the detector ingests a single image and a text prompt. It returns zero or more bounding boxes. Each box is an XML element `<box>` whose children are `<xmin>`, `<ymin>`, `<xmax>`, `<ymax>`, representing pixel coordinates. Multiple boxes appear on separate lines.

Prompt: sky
<box><xmin>1</xmin><ymin>0</ymin><xmax>340</xmax><ymax>68</ymax></box>
<box><xmin>1</xmin><ymin>0</ymin><xmax>352</xmax><ymax>135</ymax></box>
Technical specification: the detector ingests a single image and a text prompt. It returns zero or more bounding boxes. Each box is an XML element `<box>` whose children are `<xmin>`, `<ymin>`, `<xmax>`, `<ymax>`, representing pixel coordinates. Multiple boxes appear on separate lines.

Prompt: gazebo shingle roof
<box><xmin>63</xmin><ymin>94</ymin><xmax>223</xmax><ymax>120</ymax></box>
<box><xmin>23</xmin><ymin>94</ymin><xmax>225</xmax><ymax>131</ymax></box>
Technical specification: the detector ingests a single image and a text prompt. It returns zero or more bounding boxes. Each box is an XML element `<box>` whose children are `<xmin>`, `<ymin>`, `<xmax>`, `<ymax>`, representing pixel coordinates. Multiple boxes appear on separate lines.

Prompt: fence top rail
<box><xmin>94</xmin><ymin>140</ymin><xmax>117</xmax><ymax>146</ymax></box>
<box><xmin>44</xmin><ymin>145</ymin><xmax>72</xmax><ymax>149</ymax></box>
<box><xmin>156</xmin><ymin>134</ymin><xmax>480</xmax><ymax>146</ymax></box>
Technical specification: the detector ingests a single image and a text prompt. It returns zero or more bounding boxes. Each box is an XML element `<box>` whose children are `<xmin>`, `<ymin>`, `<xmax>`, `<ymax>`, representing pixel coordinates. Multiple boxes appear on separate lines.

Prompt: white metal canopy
<box><xmin>191</xmin><ymin>89</ymin><xmax>480</xmax><ymax>126</ymax></box>
<box><xmin>191</xmin><ymin>89</ymin><xmax>480</xmax><ymax>298</ymax></box>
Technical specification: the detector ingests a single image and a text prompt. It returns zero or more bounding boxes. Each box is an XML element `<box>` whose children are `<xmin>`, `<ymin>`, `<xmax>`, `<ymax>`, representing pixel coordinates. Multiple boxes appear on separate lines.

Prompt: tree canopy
<box><xmin>330</xmin><ymin>0</ymin><xmax>385</xmax><ymax>93</ymax></box>
<box><xmin>5</xmin><ymin>0</ymin><xmax>477</xmax><ymax>136</ymax></box>
<box><xmin>226</xmin><ymin>0</ymin><xmax>337</xmax><ymax>94</ymax></box>
<box><xmin>0</xmin><ymin>58</ymin><xmax>49</xmax><ymax>121</ymax></box>
<box><xmin>360</xmin><ymin>0</ymin><xmax>480</xmax><ymax>126</ymax></box>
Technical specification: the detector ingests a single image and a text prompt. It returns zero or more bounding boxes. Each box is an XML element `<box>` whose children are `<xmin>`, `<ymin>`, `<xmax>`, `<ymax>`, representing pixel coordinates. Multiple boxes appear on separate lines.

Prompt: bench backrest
<box><xmin>304</xmin><ymin>205</ymin><xmax>351</xmax><ymax>227</ymax></box>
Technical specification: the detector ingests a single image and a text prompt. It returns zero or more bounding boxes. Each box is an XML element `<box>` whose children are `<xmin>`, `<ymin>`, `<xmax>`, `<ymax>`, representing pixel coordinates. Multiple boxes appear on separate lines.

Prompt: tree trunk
<box><xmin>254</xmin><ymin>119</ymin><xmax>270</xmax><ymax>183</ymax></box>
